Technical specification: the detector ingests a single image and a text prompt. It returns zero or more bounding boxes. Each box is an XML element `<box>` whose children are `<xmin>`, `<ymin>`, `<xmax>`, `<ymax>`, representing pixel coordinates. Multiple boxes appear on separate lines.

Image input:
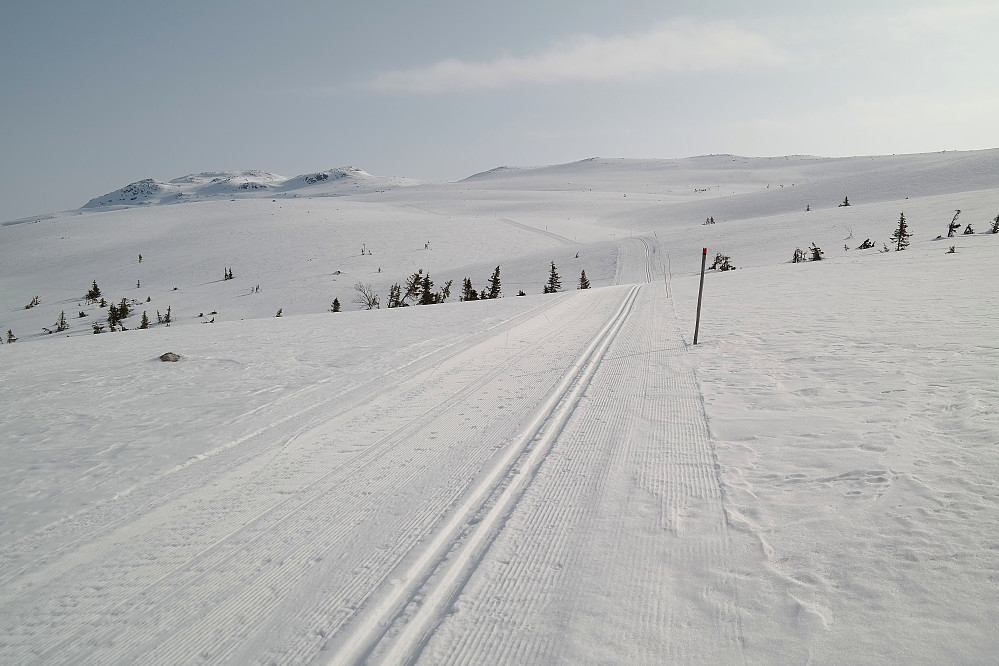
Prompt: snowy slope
<box><xmin>1</xmin><ymin>149</ymin><xmax>998</xmax><ymax>664</ymax></box>
<box><xmin>81</xmin><ymin>167</ymin><xmax>418</xmax><ymax>209</ymax></box>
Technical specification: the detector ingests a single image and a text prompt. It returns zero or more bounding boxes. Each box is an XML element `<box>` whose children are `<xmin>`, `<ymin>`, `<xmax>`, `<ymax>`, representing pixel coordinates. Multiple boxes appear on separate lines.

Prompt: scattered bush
<box><xmin>353</xmin><ymin>283</ymin><xmax>380</xmax><ymax>310</ymax></box>
<box><xmin>708</xmin><ymin>253</ymin><xmax>735</xmax><ymax>271</ymax></box>
<box><xmin>948</xmin><ymin>210</ymin><xmax>962</xmax><ymax>237</ymax></box>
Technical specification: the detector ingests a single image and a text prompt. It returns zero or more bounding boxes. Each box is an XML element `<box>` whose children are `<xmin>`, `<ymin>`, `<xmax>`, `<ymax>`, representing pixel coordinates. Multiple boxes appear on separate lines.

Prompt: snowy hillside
<box><xmin>81</xmin><ymin>167</ymin><xmax>418</xmax><ymax>208</ymax></box>
<box><xmin>1</xmin><ymin>148</ymin><xmax>998</xmax><ymax>664</ymax></box>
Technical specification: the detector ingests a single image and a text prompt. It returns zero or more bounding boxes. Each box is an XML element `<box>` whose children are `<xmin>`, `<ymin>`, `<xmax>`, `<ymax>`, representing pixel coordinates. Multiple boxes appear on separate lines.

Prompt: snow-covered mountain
<box><xmin>81</xmin><ymin>166</ymin><xmax>418</xmax><ymax>208</ymax></box>
<box><xmin>2</xmin><ymin>148</ymin><xmax>998</xmax><ymax>664</ymax></box>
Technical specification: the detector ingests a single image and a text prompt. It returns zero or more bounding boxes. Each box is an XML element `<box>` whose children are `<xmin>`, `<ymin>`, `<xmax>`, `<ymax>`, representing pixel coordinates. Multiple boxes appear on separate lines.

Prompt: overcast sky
<box><xmin>2</xmin><ymin>0</ymin><xmax>997</xmax><ymax>221</ymax></box>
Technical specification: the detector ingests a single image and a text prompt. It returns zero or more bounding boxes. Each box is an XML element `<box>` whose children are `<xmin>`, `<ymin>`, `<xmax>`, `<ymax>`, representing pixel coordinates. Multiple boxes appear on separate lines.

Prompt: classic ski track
<box><xmin>0</xmin><ymin>296</ymin><xmax>558</xmax><ymax>589</ymax></box>
<box><xmin>8</xmin><ymin>295</ymin><xmax>588</xmax><ymax>663</ymax></box>
<box><xmin>413</xmin><ymin>283</ymin><xmax>746</xmax><ymax>664</ymax></box>
<box><xmin>0</xmin><ymin>288</ymin><xmax>638</xmax><ymax>665</ymax></box>
<box><xmin>335</xmin><ymin>285</ymin><xmax>642</xmax><ymax>666</ymax></box>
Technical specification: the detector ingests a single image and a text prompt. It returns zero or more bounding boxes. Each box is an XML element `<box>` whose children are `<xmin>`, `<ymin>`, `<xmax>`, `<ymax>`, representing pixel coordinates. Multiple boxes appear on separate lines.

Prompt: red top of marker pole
<box><xmin>702</xmin><ymin>248</ymin><xmax>707</xmax><ymax>254</ymax></box>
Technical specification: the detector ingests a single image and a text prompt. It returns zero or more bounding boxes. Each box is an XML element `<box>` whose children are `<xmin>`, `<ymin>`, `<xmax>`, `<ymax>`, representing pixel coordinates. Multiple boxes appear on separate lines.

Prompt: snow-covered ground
<box><xmin>1</xmin><ymin>150</ymin><xmax>997</xmax><ymax>664</ymax></box>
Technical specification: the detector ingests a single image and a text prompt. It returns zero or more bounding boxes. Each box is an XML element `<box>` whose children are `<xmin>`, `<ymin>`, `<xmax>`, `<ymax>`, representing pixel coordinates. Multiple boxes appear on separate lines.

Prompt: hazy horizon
<box><xmin>3</xmin><ymin>0</ymin><xmax>997</xmax><ymax>222</ymax></box>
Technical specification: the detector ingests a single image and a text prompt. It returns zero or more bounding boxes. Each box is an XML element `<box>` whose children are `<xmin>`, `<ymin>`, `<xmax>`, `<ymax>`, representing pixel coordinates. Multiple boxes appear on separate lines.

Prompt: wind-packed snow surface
<box><xmin>1</xmin><ymin>150</ymin><xmax>997</xmax><ymax>664</ymax></box>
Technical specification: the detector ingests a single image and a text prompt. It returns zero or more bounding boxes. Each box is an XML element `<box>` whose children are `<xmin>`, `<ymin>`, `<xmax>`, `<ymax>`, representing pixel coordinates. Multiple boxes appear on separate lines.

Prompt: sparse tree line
<box><xmin>340</xmin><ymin>261</ymin><xmax>591</xmax><ymax>312</ymax></box>
<box><xmin>10</xmin><ymin>278</ymin><xmax>172</xmax><ymax>338</ymax></box>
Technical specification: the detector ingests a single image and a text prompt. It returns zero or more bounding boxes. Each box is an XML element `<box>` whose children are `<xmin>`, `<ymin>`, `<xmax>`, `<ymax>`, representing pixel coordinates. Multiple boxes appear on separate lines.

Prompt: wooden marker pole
<box><xmin>693</xmin><ymin>247</ymin><xmax>707</xmax><ymax>345</ymax></box>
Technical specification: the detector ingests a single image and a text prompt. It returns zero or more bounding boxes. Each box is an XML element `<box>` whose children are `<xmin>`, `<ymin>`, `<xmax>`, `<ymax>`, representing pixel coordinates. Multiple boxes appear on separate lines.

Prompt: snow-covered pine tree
<box><xmin>809</xmin><ymin>243</ymin><xmax>824</xmax><ymax>261</ymax></box>
<box><xmin>543</xmin><ymin>262</ymin><xmax>562</xmax><ymax>293</ymax></box>
<box><xmin>890</xmin><ymin>212</ymin><xmax>911</xmax><ymax>250</ymax></box>
<box><xmin>578</xmin><ymin>270</ymin><xmax>591</xmax><ymax>289</ymax></box>
<box><xmin>55</xmin><ymin>311</ymin><xmax>69</xmax><ymax>332</ymax></box>
<box><xmin>792</xmin><ymin>248</ymin><xmax>807</xmax><ymax>263</ymax></box>
<box><xmin>485</xmin><ymin>266</ymin><xmax>501</xmax><ymax>299</ymax></box>
<box><xmin>6</xmin><ymin>329</ymin><xmax>16</xmax><ymax>343</ymax></box>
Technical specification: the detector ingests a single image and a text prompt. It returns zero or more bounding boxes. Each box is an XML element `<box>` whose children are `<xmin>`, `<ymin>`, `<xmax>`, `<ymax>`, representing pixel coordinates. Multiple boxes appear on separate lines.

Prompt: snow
<box><xmin>1</xmin><ymin>149</ymin><xmax>998</xmax><ymax>664</ymax></box>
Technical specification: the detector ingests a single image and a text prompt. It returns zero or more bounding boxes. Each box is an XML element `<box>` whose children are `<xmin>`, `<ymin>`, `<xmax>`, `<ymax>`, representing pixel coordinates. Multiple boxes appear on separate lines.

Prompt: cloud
<box><xmin>367</xmin><ymin>21</ymin><xmax>791</xmax><ymax>94</ymax></box>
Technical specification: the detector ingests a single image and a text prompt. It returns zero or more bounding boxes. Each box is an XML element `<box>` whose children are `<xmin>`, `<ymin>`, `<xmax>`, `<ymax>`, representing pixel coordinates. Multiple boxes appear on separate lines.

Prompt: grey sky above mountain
<box><xmin>2</xmin><ymin>0</ymin><xmax>996</xmax><ymax>221</ymax></box>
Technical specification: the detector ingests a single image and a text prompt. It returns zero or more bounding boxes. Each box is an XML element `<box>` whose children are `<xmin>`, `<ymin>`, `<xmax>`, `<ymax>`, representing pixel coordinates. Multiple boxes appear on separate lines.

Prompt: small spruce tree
<box><xmin>792</xmin><ymin>247</ymin><xmax>807</xmax><ymax>263</ymax></box>
<box><xmin>86</xmin><ymin>280</ymin><xmax>102</xmax><ymax>303</ymax></box>
<box><xmin>460</xmin><ymin>277</ymin><xmax>478</xmax><ymax>302</ymax></box>
<box><xmin>485</xmin><ymin>266</ymin><xmax>502</xmax><ymax>299</ymax></box>
<box><xmin>55</xmin><ymin>311</ymin><xmax>69</xmax><ymax>332</ymax></box>
<box><xmin>578</xmin><ymin>270</ymin><xmax>591</xmax><ymax>289</ymax></box>
<box><xmin>119</xmin><ymin>298</ymin><xmax>130</xmax><ymax>319</ymax></box>
<box><xmin>403</xmin><ymin>270</ymin><xmax>423</xmax><ymax>304</ymax></box>
<box><xmin>386</xmin><ymin>283</ymin><xmax>404</xmax><ymax>308</ymax></box>
<box><xmin>7</xmin><ymin>329</ymin><xmax>16</xmax><ymax>343</ymax></box>
<box><xmin>331</xmin><ymin>298</ymin><xmax>341</xmax><ymax>312</ymax></box>
<box><xmin>857</xmin><ymin>238</ymin><xmax>876</xmax><ymax>250</ymax></box>
<box><xmin>839</xmin><ymin>196</ymin><xmax>850</xmax><ymax>207</ymax></box>
<box><xmin>543</xmin><ymin>262</ymin><xmax>562</xmax><ymax>293</ymax></box>
<box><xmin>419</xmin><ymin>273</ymin><xmax>436</xmax><ymax>305</ymax></box>
<box><xmin>139</xmin><ymin>311</ymin><xmax>150</xmax><ymax>329</ymax></box>
<box><xmin>708</xmin><ymin>253</ymin><xmax>735</xmax><ymax>271</ymax></box>
<box><xmin>890</xmin><ymin>212</ymin><xmax>912</xmax><ymax>251</ymax></box>
<box><xmin>809</xmin><ymin>243</ymin><xmax>824</xmax><ymax>261</ymax></box>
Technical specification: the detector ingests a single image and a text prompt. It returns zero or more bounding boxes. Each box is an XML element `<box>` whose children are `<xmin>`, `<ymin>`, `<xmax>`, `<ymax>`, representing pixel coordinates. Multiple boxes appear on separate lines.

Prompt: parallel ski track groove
<box><xmin>19</xmin><ymin>296</ymin><xmax>594</xmax><ymax>665</ymax></box>
<box><xmin>415</xmin><ymin>284</ymin><xmax>745</xmax><ymax>664</ymax></box>
<box><xmin>356</xmin><ymin>285</ymin><xmax>642</xmax><ymax>666</ymax></box>
<box><xmin>0</xmin><ymin>298</ymin><xmax>559</xmax><ymax>591</ymax></box>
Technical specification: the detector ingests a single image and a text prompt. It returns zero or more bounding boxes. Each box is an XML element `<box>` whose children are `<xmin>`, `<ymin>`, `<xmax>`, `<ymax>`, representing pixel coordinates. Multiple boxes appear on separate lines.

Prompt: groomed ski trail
<box><xmin>0</xmin><ymin>286</ymin><xmax>646</xmax><ymax>666</ymax></box>
<box><xmin>411</xmin><ymin>282</ymin><xmax>753</xmax><ymax>665</ymax></box>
